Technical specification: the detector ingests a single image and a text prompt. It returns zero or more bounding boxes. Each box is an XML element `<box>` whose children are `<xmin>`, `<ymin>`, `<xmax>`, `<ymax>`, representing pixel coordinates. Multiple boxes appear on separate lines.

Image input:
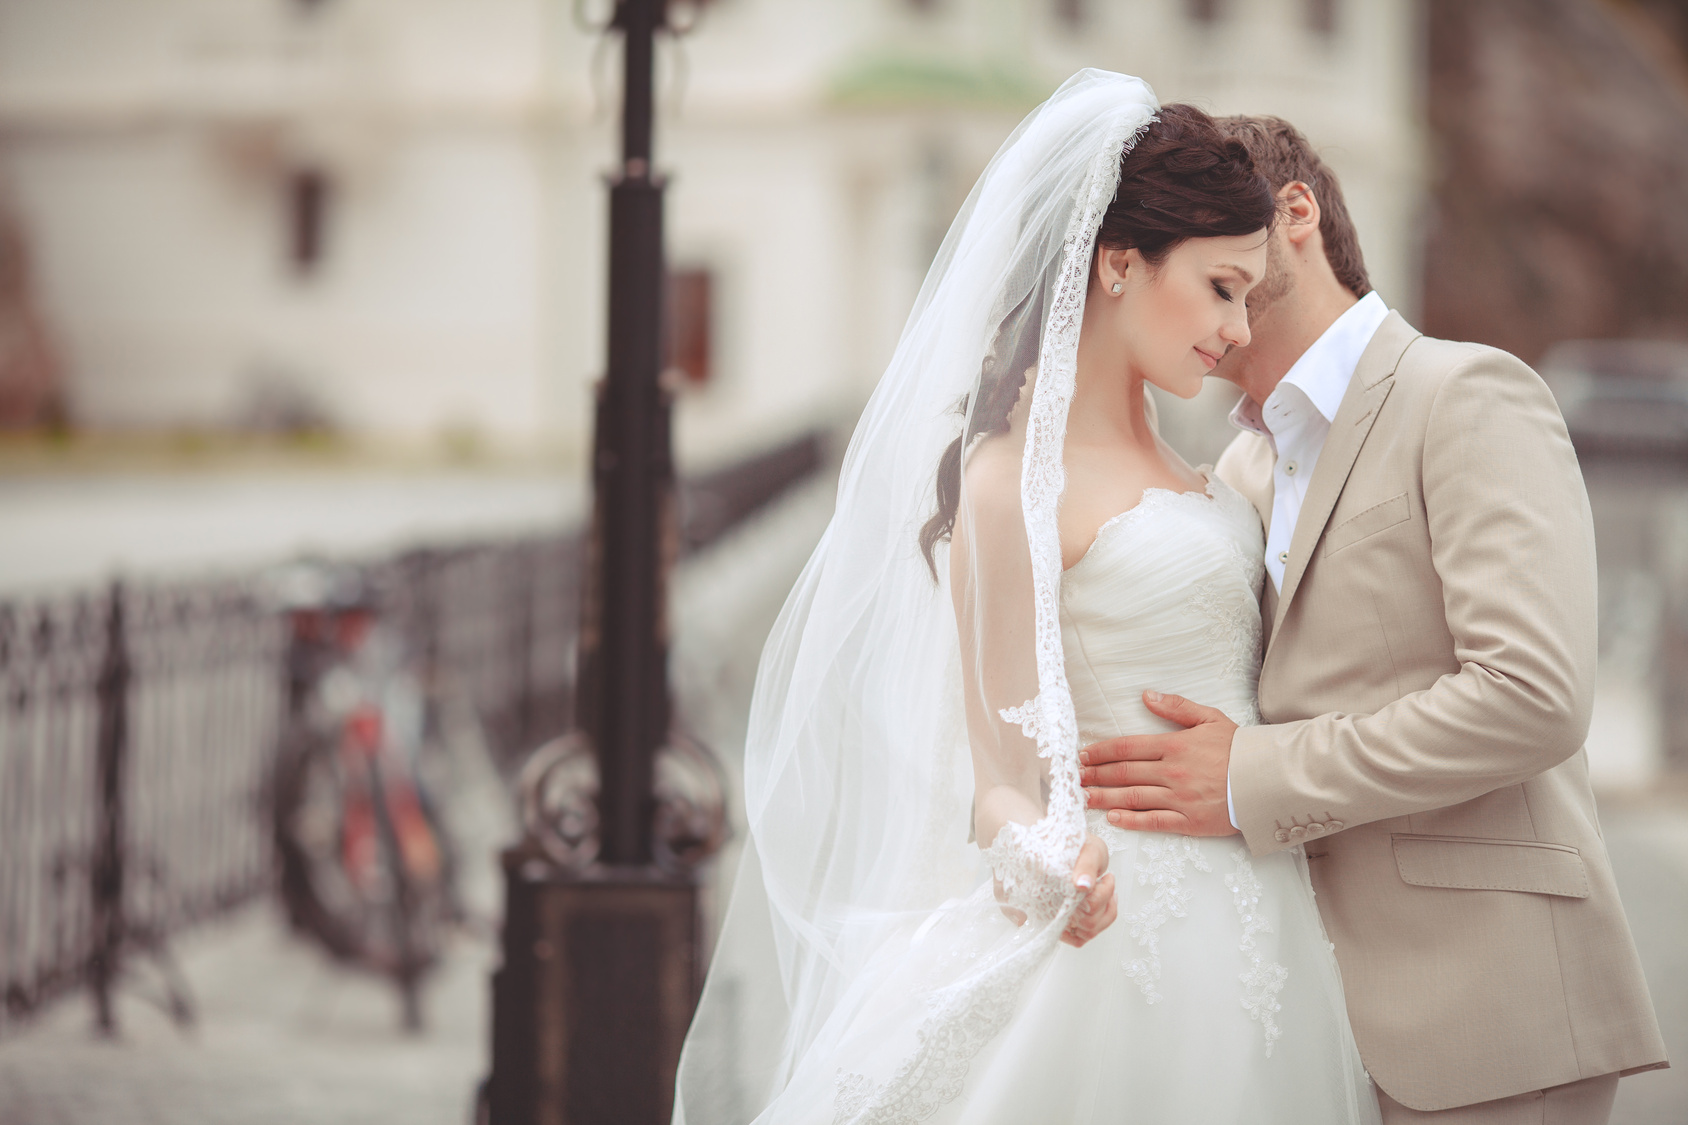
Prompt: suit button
<box><xmin>1327</xmin><ymin>820</ymin><xmax>1344</xmax><ymax>831</ymax></box>
<box><xmin>1288</xmin><ymin>825</ymin><xmax>1306</xmax><ymax>840</ymax></box>
<box><xmin>1274</xmin><ymin>828</ymin><xmax>1290</xmax><ymax>843</ymax></box>
<box><xmin>1277</xmin><ymin>551</ymin><xmax>1289</xmax><ymax>564</ymax></box>
<box><xmin>1305</xmin><ymin>822</ymin><xmax>1326</xmax><ymax>836</ymax></box>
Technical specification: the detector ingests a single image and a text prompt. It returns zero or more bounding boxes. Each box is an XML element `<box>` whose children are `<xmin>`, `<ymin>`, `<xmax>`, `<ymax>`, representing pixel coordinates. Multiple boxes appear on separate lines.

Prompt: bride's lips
<box><xmin>1195</xmin><ymin>346</ymin><xmax>1221</xmax><ymax>370</ymax></box>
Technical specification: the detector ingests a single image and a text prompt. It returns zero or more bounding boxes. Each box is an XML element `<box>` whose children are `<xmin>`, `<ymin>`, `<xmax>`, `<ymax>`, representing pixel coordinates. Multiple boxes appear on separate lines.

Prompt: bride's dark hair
<box><xmin>918</xmin><ymin>102</ymin><xmax>1277</xmax><ymax>578</ymax></box>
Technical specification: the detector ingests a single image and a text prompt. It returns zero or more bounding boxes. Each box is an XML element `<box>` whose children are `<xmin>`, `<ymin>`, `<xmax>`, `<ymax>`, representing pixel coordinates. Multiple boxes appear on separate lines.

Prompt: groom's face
<box><xmin>1206</xmin><ymin>179</ymin><xmax>1344</xmax><ymax>404</ymax></box>
<box><xmin>1208</xmin><ymin>220</ymin><xmax>1297</xmax><ymax>393</ymax></box>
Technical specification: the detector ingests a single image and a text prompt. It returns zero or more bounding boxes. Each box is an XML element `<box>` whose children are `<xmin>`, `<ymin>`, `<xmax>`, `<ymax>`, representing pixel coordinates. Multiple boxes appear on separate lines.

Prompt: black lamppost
<box><xmin>483</xmin><ymin>3</ymin><xmax>723</xmax><ymax>1122</ymax></box>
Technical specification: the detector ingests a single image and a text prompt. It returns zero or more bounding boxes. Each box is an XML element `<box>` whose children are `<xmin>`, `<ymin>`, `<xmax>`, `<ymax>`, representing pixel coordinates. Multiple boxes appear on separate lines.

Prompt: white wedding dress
<box><xmin>938</xmin><ymin>470</ymin><xmax>1379</xmax><ymax>1122</ymax></box>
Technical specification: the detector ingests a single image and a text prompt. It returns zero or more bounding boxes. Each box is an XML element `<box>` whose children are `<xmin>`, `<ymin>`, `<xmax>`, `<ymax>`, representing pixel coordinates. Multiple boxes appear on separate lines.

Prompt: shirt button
<box><xmin>1278</xmin><ymin>551</ymin><xmax>1289</xmax><ymax>564</ymax></box>
<box><xmin>1284</xmin><ymin>461</ymin><xmax>1297</xmax><ymax>476</ymax></box>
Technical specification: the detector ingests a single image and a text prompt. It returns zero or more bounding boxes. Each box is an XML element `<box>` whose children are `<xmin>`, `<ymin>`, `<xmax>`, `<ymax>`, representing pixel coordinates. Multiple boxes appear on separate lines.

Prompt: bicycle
<box><xmin>269</xmin><ymin>563</ymin><xmax>454</xmax><ymax>1031</ymax></box>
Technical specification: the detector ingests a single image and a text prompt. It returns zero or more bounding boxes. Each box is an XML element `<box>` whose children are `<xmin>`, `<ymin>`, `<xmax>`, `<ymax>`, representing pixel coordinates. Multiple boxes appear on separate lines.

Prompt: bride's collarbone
<box><xmin>1060</xmin><ymin>453</ymin><xmax>1208</xmax><ymax>569</ymax></box>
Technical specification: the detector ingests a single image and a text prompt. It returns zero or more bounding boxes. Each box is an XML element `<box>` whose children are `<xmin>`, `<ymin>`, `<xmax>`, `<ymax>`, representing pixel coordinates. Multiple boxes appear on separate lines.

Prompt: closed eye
<box><xmin>1212</xmin><ymin>281</ymin><xmax>1234</xmax><ymax>302</ymax></box>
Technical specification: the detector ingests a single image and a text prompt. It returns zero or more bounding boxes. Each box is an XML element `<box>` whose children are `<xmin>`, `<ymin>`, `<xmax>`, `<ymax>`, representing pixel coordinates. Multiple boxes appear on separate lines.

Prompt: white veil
<box><xmin>677</xmin><ymin>70</ymin><xmax>1161</xmax><ymax>1124</ymax></box>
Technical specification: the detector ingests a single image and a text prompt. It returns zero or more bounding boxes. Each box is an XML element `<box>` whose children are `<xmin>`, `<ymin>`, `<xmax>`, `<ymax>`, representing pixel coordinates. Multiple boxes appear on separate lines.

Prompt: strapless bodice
<box><xmin>1060</xmin><ymin>470</ymin><xmax>1265</xmax><ymax>745</ymax></box>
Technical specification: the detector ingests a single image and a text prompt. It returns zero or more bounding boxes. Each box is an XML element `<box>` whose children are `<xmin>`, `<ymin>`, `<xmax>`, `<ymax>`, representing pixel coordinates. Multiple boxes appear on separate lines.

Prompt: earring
<box><xmin>1111</xmin><ymin>282</ymin><xmax>1123</xmax><ymax>295</ymax></box>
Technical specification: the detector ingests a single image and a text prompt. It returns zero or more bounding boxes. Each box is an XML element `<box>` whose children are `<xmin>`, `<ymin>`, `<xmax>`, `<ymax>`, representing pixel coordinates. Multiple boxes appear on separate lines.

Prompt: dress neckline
<box><xmin>1063</xmin><ymin>467</ymin><xmax>1219</xmax><ymax>575</ymax></box>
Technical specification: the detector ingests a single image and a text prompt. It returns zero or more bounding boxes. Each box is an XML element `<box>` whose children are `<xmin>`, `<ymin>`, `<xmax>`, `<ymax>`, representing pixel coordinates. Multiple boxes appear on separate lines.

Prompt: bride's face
<box><xmin>1095</xmin><ymin>232</ymin><xmax>1269</xmax><ymax>400</ymax></box>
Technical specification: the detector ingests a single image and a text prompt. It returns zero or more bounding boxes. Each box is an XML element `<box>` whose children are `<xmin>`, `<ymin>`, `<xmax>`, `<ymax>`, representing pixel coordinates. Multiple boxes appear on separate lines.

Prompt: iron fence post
<box><xmin>90</xmin><ymin>581</ymin><xmax>129</xmax><ymax>1035</ymax></box>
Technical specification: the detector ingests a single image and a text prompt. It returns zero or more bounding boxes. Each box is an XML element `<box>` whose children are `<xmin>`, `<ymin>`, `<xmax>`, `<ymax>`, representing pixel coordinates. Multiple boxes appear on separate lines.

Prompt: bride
<box><xmin>676</xmin><ymin>71</ymin><xmax>1380</xmax><ymax>1124</ymax></box>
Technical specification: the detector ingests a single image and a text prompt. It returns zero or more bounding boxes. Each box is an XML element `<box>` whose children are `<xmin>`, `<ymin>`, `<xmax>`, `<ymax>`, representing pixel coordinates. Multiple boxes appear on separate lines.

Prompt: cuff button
<box><xmin>1274</xmin><ymin>828</ymin><xmax>1290</xmax><ymax>843</ymax></box>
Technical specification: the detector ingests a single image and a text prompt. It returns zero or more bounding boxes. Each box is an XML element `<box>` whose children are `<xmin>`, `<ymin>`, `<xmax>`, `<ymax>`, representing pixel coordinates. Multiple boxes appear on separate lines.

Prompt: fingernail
<box><xmin>1145</xmin><ymin>690</ymin><xmax>1162</xmax><ymax>703</ymax></box>
<box><xmin>1075</xmin><ymin>875</ymin><xmax>1093</xmax><ymax>890</ymax></box>
<box><xmin>1109</xmin><ymin>811</ymin><xmax>1123</xmax><ymax>825</ymax></box>
<box><xmin>1079</xmin><ymin>751</ymin><xmax>1090</xmax><ymax>765</ymax></box>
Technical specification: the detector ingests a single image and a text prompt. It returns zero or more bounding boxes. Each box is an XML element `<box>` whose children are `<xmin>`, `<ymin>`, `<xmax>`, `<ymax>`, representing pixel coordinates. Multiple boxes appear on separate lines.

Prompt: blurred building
<box><xmin>0</xmin><ymin>0</ymin><xmax>1423</xmax><ymax>465</ymax></box>
<box><xmin>1424</xmin><ymin>0</ymin><xmax>1688</xmax><ymax>363</ymax></box>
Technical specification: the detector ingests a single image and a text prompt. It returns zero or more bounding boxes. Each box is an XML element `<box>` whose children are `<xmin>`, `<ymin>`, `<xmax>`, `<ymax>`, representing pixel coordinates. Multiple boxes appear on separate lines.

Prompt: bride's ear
<box><xmin>1096</xmin><ymin>247</ymin><xmax>1133</xmax><ymax>296</ymax></box>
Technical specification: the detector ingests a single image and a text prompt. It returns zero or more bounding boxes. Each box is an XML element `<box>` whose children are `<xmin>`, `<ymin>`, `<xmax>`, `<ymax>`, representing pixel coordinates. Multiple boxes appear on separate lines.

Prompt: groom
<box><xmin>1080</xmin><ymin>116</ymin><xmax>1668</xmax><ymax>1123</ymax></box>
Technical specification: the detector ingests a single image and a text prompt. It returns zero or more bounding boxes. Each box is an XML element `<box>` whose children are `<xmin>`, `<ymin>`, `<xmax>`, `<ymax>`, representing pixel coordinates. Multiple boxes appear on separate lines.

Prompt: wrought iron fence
<box><xmin>0</xmin><ymin>429</ymin><xmax>826</xmax><ymax>1038</ymax></box>
<box><xmin>0</xmin><ymin>536</ymin><xmax>583</xmax><ymax>1039</ymax></box>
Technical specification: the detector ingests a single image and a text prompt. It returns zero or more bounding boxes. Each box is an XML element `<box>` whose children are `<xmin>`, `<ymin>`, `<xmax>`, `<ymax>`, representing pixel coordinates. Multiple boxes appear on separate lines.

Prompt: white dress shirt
<box><xmin>1228</xmin><ymin>290</ymin><xmax>1391</xmax><ymax>592</ymax></box>
<box><xmin>1224</xmin><ymin>291</ymin><xmax>1389</xmax><ymax>828</ymax></box>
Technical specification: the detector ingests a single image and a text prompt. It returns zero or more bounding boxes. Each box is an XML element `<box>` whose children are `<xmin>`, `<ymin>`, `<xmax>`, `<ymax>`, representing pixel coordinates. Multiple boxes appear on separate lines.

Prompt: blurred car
<box><xmin>1539</xmin><ymin>339</ymin><xmax>1688</xmax><ymax>458</ymax></box>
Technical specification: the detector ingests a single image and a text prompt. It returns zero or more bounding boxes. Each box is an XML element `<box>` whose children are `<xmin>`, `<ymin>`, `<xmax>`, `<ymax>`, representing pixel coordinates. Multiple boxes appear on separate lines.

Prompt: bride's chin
<box><xmin>1153</xmin><ymin>372</ymin><xmax>1205</xmax><ymax>400</ymax></box>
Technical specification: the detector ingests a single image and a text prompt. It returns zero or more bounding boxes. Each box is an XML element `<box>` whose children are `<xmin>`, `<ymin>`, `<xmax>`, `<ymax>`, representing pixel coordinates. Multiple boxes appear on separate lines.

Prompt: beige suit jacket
<box><xmin>1216</xmin><ymin>312</ymin><xmax>1668</xmax><ymax>1112</ymax></box>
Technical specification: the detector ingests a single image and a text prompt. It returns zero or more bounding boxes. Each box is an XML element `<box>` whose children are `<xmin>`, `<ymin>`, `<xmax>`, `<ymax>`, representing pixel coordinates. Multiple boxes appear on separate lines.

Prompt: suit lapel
<box><xmin>1270</xmin><ymin>312</ymin><xmax>1421</xmax><ymax>640</ymax></box>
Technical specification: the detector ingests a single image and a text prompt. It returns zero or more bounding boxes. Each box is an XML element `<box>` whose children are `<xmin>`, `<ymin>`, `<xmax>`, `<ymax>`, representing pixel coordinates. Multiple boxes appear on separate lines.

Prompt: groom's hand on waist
<box><xmin>1078</xmin><ymin>691</ymin><xmax>1239</xmax><ymax>837</ymax></box>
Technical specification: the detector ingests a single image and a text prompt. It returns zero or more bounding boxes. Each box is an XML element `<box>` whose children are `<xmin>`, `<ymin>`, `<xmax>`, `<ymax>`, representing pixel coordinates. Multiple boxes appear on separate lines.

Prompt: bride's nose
<box><xmin>1218</xmin><ymin>304</ymin><xmax>1251</xmax><ymax>350</ymax></box>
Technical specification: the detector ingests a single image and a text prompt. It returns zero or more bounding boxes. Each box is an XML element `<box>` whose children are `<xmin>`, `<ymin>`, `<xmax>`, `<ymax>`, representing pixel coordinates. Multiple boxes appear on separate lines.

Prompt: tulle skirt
<box><xmin>752</xmin><ymin>818</ymin><xmax>1380</xmax><ymax>1125</ymax></box>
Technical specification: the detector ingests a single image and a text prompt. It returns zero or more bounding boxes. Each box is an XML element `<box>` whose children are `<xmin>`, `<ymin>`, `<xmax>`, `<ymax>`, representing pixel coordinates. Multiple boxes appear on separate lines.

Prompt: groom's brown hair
<box><xmin>1215</xmin><ymin>115</ymin><xmax>1372</xmax><ymax>299</ymax></box>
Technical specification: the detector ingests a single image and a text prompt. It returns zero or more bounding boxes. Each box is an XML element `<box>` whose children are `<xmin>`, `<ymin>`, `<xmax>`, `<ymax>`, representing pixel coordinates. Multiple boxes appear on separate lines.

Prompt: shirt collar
<box><xmin>1229</xmin><ymin>291</ymin><xmax>1390</xmax><ymax>438</ymax></box>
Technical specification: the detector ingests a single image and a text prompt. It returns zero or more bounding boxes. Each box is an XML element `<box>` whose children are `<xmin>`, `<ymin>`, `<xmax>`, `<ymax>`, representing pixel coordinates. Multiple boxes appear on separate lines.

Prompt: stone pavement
<box><xmin>0</xmin><ymin>905</ymin><xmax>496</xmax><ymax>1125</ymax></box>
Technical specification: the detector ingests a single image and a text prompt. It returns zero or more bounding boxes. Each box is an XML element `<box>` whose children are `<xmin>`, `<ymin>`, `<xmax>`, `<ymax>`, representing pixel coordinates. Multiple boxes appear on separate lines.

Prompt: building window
<box><xmin>287</xmin><ymin>168</ymin><xmax>331</xmax><ymax>278</ymax></box>
<box><xmin>1054</xmin><ymin>0</ymin><xmax>1086</xmax><ymax>31</ymax></box>
<box><xmin>1186</xmin><ymin>0</ymin><xmax>1224</xmax><ymax>24</ymax></box>
<box><xmin>1307</xmin><ymin>0</ymin><xmax>1337</xmax><ymax>36</ymax></box>
<box><xmin>666</xmin><ymin>268</ymin><xmax>713</xmax><ymax>386</ymax></box>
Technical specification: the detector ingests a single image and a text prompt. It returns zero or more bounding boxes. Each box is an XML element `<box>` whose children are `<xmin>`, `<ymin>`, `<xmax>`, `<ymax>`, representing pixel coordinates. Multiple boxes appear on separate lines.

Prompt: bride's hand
<box><xmin>1060</xmin><ymin>835</ymin><xmax>1116</xmax><ymax>948</ymax></box>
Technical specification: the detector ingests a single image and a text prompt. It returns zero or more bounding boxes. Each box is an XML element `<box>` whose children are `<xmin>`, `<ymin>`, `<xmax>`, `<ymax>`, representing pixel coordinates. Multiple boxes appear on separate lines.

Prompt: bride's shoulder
<box><xmin>956</xmin><ymin>434</ymin><xmax>1025</xmax><ymax>544</ymax></box>
<box><xmin>961</xmin><ymin>434</ymin><xmax>1020</xmax><ymax>507</ymax></box>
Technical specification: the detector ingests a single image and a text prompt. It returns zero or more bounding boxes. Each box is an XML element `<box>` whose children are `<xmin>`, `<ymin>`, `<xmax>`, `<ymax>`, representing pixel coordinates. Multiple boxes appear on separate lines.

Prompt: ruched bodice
<box><xmin>1060</xmin><ymin>469</ymin><xmax>1266</xmax><ymax>744</ymax></box>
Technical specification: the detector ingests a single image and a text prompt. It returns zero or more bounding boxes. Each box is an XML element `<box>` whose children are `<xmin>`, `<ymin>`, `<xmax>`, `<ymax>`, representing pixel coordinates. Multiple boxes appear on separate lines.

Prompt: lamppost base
<box><xmin>484</xmin><ymin>851</ymin><xmax>699</xmax><ymax>1125</ymax></box>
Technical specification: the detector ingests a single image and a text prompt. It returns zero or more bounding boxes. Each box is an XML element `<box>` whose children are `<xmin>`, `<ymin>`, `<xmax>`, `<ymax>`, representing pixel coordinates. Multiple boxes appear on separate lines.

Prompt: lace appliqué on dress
<box><xmin>1121</xmin><ymin>837</ymin><xmax>1211</xmax><ymax>1003</ymax></box>
<box><xmin>1226</xmin><ymin>848</ymin><xmax>1288</xmax><ymax>1056</ymax></box>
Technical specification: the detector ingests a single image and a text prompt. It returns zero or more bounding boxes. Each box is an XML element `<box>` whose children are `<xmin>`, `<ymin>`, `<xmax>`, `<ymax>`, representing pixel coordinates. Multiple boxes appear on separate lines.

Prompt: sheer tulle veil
<box><xmin>676</xmin><ymin>70</ymin><xmax>1161</xmax><ymax>1124</ymax></box>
